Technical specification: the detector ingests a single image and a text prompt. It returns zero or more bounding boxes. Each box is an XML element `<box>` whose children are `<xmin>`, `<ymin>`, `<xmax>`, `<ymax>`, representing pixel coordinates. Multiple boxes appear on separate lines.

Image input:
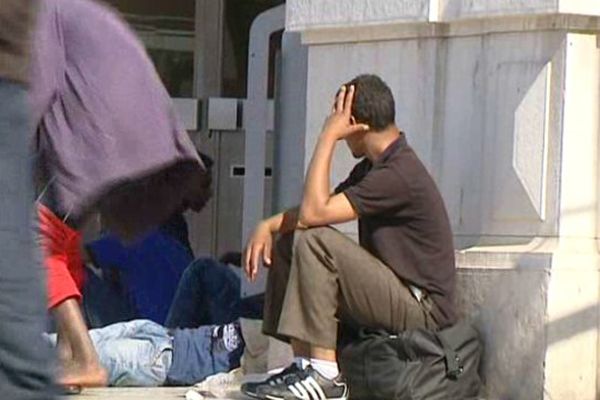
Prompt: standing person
<box><xmin>29</xmin><ymin>0</ymin><xmax>209</xmax><ymax>389</ymax></box>
<box><xmin>242</xmin><ymin>75</ymin><xmax>456</xmax><ymax>400</ymax></box>
<box><xmin>0</xmin><ymin>1</ymin><xmax>57</xmax><ymax>399</ymax></box>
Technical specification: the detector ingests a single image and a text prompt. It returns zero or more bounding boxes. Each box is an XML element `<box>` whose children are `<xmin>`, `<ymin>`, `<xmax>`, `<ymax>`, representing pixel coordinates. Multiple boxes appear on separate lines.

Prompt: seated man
<box><xmin>45</xmin><ymin>319</ymin><xmax>244</xmax><ymax>387</ymax></box>
<box><xmin>242</xmin><ymin>75</ymin><xmax>456</xmax><ymax>400</ymax></box>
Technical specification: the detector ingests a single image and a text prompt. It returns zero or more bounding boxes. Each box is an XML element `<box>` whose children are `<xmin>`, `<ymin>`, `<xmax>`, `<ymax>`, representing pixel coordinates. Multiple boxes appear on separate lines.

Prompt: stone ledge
<box><xmin>440</xmin><ymin>0</ymin><xmax>600</xmax><ymax>21</ymax></box>
<box><xmin>287</xmin><ymin>0</ymin><xmax>600</xmax><ymax>32</ymax></box>
<box><xmin>286</xmin><ymin>0</ymin><xmax>431</xmax><ymax>32</ymax></box>
<box><xmin>300</xmin><ymin>13</ymin><xmax>600</xmax><ymax>45</ymax></box>
<box><xmin>457</xmin><ymin>250</ymin><xmax>552</xmax><ymax>270</ymax></box>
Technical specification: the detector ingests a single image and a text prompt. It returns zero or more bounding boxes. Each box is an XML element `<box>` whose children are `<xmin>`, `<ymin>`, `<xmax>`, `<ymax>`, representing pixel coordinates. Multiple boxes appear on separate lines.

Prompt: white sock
<box><xmin>294</xmin><ymin>357</ymin><xmax>310</xmax><ymax>370</ymax></box>
<box><xmin>310</xmin><ymin>358</ymin><xmax>339</xmax><ymax>380</ymax></box>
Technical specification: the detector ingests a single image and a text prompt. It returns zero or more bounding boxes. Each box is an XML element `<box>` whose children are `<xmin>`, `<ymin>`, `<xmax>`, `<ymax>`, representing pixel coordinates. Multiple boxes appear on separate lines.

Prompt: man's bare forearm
<box><xmin>266</xmin><ymin>87</ymin><xmax>364</xmax><ymax>230</ymax></box>
<box><xmin>299</xmin><ymin>135</ymin><xmax>337</xmax><ymax>225</ymax></box>
<box><xmin>261</xmin><ymin>207</ymin><xmax>306</xmax><ymax>234</ymax></box>
<box><xmin>298</xmin><ymin>85</ymin><xmax>366</xmax><ymax>226</ymax></box>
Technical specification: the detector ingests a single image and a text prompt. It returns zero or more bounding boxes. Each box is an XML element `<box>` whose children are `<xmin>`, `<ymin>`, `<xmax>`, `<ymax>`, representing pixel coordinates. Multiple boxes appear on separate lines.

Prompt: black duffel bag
<box><xmin>339</xmin><ymin>320</ymin><xmax>482</xmax><ymax>400</ymax></box>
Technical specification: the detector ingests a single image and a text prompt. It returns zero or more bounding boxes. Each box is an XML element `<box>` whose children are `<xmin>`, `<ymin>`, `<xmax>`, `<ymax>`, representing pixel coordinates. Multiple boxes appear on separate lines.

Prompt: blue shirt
<box><xmin>87</xmin><ymin>230</ymin><xmax>193</xmax><ymax>324</ymax></box>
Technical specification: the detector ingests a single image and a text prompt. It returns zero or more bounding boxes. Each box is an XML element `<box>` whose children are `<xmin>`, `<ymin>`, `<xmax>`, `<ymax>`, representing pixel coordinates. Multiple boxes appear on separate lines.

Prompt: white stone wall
<box><xmin>455</xmin><ymin>265</ymin><xmax>550</xmax><ymax>399</ymax></box>
<box><xmin>438</xmin><ymin>31</ymin><xmax>565</xmax><ymax>246</ymax></box>
<box><xmin>289</xmin><ymin>3</ymin><xmax>600</xmax><ymax>398</ymax></box>
<box><xmin>305</xmin><ymin>30</ymin><xmax>568</xmax><ymax>244</ymax></box>
<box><xmin>544</xmin><ymin>33</ymin><xmax>600</xmax><ymax>400</ymax></box>
<box><xmin>287</xmin><ymin>0</ymin><xmax>600</xmax><ymax>29</ymax></box>
<box><xmin>440</xmin><ymin>0</ymin><xmax>600</xmax><ymax>19</ymax></box>
<box><xmin>287</xmin><ymin>0</ymin><xmax>430</xmax><ymax>31</ymax></box>
<box><xmin>440</xmin><ymin>0</ymin><xmax>558</xmax><ymax>20</ymax></box>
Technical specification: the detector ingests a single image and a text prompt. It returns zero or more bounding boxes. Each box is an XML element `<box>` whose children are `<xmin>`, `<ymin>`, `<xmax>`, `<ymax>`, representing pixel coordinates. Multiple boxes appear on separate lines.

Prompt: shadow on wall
<box><xmin>457</xmin><ymin>267</ymin><xmax>599</xmax><ymax>400</ymax></box>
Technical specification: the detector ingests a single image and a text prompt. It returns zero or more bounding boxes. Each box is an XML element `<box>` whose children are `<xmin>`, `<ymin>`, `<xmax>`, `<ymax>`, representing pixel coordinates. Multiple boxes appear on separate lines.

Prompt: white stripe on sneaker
<box><xmin>266</xmin><ymin>373</ymin><xmax>348</xmax><ymax>400</ymax></box>
<box><xmin>305</xmin><ymin>376</ymin><xmax>327</xmax><ymax>400</ymax></box>
<box><xmin>289</xmin><ymin>383</ymin><xmax>308</xmax><ymax>399</ymax></box>
<box><xmin>300</xmin><ymin>378</ymin><xmax>321</xmax><ymax>400</ymax></box>
<box><xmin>294</xmin><ymin>382</ymin><xmax>312</xmax><ymax>399</ymax></box>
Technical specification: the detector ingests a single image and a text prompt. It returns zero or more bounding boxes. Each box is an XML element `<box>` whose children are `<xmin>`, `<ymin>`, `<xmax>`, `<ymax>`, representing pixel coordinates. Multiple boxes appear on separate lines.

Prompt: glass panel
<box><xmin>146</xmin><ymin>49</ymin><xmax>194</xmax><ymax>97</ymax></box>
<box><xmin>105</xmin><ymin>0</ymin><xmax>286</xmax><ymax>98</ymax></box>
<box><xmin>223</xmin><ymin>0</ymin><xmax>285</xmax><ymax>98</ymax></box>
<box><xmin>104</xmin><ymin>0</ymin><xmax>195</xmax><ymax>97</ymax></box>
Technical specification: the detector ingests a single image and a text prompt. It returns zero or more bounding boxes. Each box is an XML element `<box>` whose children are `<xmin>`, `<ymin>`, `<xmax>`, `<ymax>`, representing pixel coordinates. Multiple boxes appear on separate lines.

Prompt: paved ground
<box><xmin>66</xmin><ymin>387</ymin><xmax>247</xmax><ymax>399</ymax></box>
<box><xmin>67</xmin><ymin>388</ymin><xmax>186</xmax><ymax>399</ymax></box>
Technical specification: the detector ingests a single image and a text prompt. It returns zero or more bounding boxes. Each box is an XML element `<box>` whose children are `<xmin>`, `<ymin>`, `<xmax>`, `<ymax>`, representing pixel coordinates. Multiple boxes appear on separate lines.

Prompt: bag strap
<box><xmin>358</xmin><ymin>327</ymin><xmax>394</xmax><ymax>340</ymax></box>
<box><xmin>435</xmin><ymin>331</ymin><xmax>464</xmax><ymax>380</ymax></box>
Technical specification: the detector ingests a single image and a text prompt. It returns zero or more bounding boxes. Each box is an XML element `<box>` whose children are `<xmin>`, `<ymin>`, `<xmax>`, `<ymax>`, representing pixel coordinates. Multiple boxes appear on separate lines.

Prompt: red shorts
<box><xmin>38</xmin><ymin>204</ymin><xmax>85</xmax><ymax>309</ymax></box>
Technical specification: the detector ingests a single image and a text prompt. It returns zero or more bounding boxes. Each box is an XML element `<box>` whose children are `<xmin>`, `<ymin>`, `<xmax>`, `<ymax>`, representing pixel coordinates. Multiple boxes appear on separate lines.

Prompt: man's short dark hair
<box><xmin>345</xmin><ymin>74</ymin><xmax>395</xmax><ymax>132</ymax></box>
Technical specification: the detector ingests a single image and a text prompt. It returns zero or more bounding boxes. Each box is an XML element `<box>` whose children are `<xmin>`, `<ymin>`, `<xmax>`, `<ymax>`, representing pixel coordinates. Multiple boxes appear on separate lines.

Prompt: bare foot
<box><xmin>59</xmin><ymin>360</ymin><xmax>108</xmax><ymax>387</ymax></box>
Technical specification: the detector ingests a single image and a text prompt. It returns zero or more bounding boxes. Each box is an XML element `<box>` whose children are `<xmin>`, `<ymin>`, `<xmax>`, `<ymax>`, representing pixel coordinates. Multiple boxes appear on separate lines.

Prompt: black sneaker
<box><xmin>241</xmin><ymin>363</ymin><xmax>303</xmax><ymax>398</ymax></box>
<box><xmin>257</xmin><ymin>366</ymin><xmax>349</xmax><ymax>400</ymax></box>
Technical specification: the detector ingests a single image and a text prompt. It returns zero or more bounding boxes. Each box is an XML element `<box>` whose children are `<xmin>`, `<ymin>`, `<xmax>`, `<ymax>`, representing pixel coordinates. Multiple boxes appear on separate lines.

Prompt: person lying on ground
<box><xmin>45</xmin><ymin>319</ymin><xmax>244</xmax><ymax>387</ymax></box>
<box><xmin>45</xmin><ymin>255</ymin><xmax>261</xmax><ymax>387</ymax></box>
<box><xmin>29</xmin><ymin>0</ymin><xmax>209</xmax><ymax>389</ymax></box>
<box><xmin>241</xmin><ymin>74</ymin><xmax>457</xmax><ymax>400</ymax></box>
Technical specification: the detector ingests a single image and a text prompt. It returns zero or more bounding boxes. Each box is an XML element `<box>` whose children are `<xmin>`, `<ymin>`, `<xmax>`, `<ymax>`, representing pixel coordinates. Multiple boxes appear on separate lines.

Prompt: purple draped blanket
<box><xmin>29</xmin><ymin>0</ymin><xmax>207</xmax><ymax>240</ymax></box>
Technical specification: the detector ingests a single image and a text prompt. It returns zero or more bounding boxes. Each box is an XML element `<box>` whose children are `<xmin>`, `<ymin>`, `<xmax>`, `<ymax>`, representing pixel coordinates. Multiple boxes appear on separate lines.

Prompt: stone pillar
<box><xmin>285</xmin><ymin>1</ymin><xmax>600</xmax><ymax>398</ymax></box>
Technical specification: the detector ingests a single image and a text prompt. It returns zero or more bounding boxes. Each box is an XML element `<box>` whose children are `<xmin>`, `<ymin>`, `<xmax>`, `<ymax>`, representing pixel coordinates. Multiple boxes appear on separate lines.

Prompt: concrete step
<box><xmin>66</xmin><ymin>387</ymin><xmax>246</xmax><ymax>399</ymax></box>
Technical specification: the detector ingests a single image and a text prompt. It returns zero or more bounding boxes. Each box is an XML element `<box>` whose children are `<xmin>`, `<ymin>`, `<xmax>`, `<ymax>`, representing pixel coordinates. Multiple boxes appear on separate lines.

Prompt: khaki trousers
<box><xmin>263</xmin><ymin>227</ymin><xmax>437</xmax><ymax>349</ymax></box>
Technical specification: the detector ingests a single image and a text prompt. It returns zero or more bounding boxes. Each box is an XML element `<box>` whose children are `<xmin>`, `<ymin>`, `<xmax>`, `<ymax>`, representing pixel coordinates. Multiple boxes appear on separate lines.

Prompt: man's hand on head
<box><xmin>297</xmin><ymin>85</ymin><xmax>362</xmax><ymax>228</ymax></box>
<box><xmin>321</xmin><ymin>85</ymin><xmax>369</xmax><ymax>141</ymax></box>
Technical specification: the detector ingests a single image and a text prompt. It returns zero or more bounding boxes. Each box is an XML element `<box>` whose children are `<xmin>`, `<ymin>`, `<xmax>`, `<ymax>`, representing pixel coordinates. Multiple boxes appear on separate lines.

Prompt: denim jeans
<box><xmin>90</xmin><ymin>320</ymin><xmax>174</xmax><ymax>386</ymax></box>
<box><xmin>46</xmin><ymin>319</ymin><xmax>173</xmax><ymax>387</ymax></box>
<box><xmin>82</xmin><ymin>265</ymin><xmax>137</xmax><ymax>329</ymax></box>
<box><xmin>0</xmin><ymin>79</ymin><xmax>56</xmax><ymax>399</ymax></box>
<box><xmin>46</xmin><ymin>319</ymin><xmax>244</xmax><ymax>387</ymax></box>
<box><xmin>165</xmin><ymin>258</ymin><xmax>242</xmax><ymax>329</ymax></box>
<box><xmin>165</xmin><ymin>321</ymin><xmax>244</xmax><ymax>386</ymax></box>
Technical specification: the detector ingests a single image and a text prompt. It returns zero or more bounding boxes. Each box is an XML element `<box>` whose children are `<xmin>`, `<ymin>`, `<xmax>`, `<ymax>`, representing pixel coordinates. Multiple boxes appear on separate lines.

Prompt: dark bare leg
<box><xmin>52</xmin><ymin>298</ymin><xmax>107</xmax><ymax>387</ymax></box>
<box><xmin>55</xmin><ymin>332</ymin><xmax>72</xmax><ymax>366</ymax></box>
